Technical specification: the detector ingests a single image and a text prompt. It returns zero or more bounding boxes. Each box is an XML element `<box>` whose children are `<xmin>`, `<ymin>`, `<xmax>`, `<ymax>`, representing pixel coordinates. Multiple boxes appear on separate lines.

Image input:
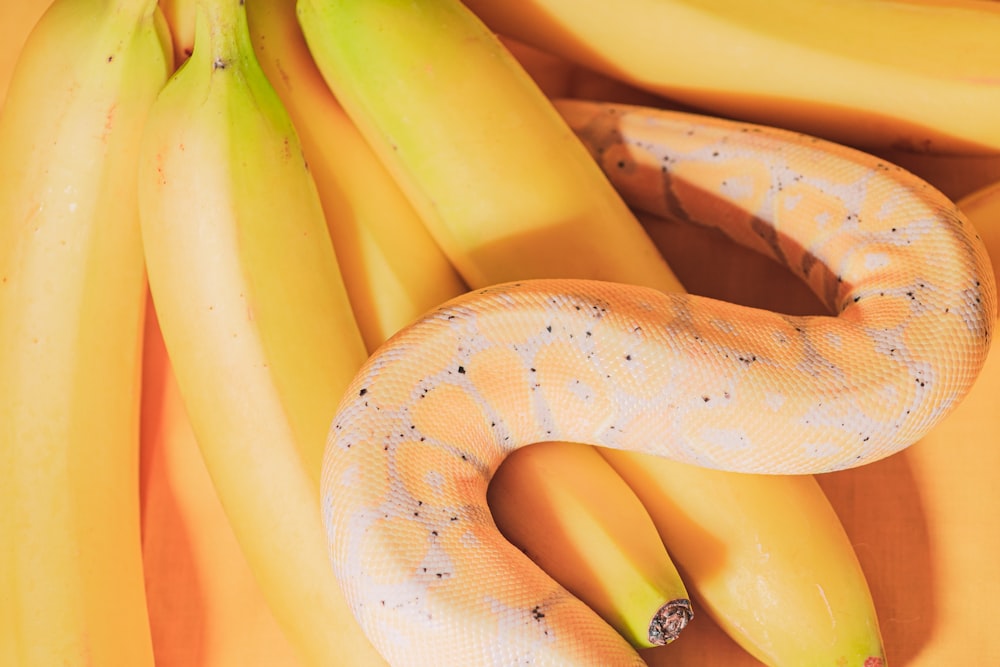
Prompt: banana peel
<box><xmin>0</xmin><ymin>0</ymin><xmax>51</xmax><ymax>108</ymax></box>
<box><xmin>139</xmin><ymin>293</ymin><xmax>305</xmax><ymax>667</ymax></box>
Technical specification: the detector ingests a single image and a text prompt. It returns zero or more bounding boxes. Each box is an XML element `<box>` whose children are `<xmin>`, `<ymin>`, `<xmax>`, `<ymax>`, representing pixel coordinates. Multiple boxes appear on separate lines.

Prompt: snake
<box><xmin>321</xmin><ymin>101</ymin><xmax>996</xmax><ymax>666</ymax></box>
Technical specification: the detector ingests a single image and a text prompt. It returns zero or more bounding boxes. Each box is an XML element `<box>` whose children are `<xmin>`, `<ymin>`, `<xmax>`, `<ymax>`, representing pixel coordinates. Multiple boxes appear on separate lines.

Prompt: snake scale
<box><xmin>321</xmin><ymin>102</ymin><xmax>996</xmax><ymax>665</ymax></box>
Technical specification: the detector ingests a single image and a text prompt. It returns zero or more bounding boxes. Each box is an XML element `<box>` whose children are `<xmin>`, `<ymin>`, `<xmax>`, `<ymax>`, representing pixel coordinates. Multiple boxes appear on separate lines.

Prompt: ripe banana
<box><xmin>298</xmin><ymin>0</ymin><xmax>692</xmax><ymax>657</ymax></box>
<box><xmin>0</xmin><ymin>0</ymin><xmax>52</xmax><ymax>108</ymax></box>
<box><xmin>136</xmin><ymin>1</ymin><xmax>383</xmax><ymax>665</ymax></box>
<box><xmin>0</xmin><ymin>0</ymin><xmax>170</xmax><ymax>664</ymax></box>
<box><xmin>603</xmin><ymin>455</ymin><xmax>885</xmax><ymax>666</ymax></box>
<box><xmin>157</xmin><ymin>0</ymin><xmax>196</xmax><ymax>66</ymax></box>
<box><xmin>139</xmin><ymin>291</ymin><xmax>304</xmax><ymax>667</ymax></box>
<box><xmin>488</xmin><ymin>441</ymin><xmax>693</xmax><ymax>648</ymax></box>
<box><xmin>463</xmin><ymin>0</ymin><xmax>1000</xmax><ymax>155</ymax></box>
<box><xmin>245</xmin><ymin>0</ymin><xmax>465</xmax><ymax>351</ymax></box>
<box><xmin>297</xmin><ymin>0</ymin><xmax>680</xmax><ymax>292</ymax></box>
<box><xmin>558</xmin><ymin>98</ymin><xmax>891</xmax><ymax>665</ymax></box>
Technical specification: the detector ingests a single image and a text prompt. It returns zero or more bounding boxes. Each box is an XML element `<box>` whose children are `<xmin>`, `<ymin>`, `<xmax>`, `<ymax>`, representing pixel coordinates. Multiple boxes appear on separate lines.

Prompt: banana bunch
<box><xmin>2</xmin><ymin>0</ymin><xmax>999</xmax><ymax>665</ymax></box>
<box><xmin>136</xmin><ymin>1</ymin><xmax>387</xmax><ymax>665</ymax></box>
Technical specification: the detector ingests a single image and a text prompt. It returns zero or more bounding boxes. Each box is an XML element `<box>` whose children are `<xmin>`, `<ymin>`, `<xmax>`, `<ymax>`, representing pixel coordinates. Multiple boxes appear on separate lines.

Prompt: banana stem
<box><xmin>193</xmin><ymin>0</ymin><xmax>252</xmax><ymax>69</ymax></box>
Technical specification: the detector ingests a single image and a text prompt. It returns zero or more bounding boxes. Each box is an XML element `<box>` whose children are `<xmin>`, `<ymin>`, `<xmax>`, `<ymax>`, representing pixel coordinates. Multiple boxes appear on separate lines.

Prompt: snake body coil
<box><xmin>321</xmin><ymin>106</ymin><xmax>996</xmax><ymax>665</ymax></box>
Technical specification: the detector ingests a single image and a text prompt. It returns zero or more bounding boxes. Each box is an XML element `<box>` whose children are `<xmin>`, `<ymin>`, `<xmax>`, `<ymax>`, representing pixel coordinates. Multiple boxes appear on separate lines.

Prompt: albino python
<box><xmin>321</xmin><ymin>101</ymin><xmax>996</xmax><ymax>665</ymax></box>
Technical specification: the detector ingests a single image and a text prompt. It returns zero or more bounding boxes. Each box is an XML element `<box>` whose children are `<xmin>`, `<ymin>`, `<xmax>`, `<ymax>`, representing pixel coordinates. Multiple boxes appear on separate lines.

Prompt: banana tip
<box><xmin>648</xmin><ymin>598</ymin><xmax>693</xmax><ymax>645</ymax></box>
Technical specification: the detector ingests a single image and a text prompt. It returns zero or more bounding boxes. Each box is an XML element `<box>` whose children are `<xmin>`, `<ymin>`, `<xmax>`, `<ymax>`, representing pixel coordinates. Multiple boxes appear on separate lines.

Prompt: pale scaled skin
<box><xmin>322</xmin><ymin>102</ymin><xmax>996</xmax><ymax>666</ymax></box>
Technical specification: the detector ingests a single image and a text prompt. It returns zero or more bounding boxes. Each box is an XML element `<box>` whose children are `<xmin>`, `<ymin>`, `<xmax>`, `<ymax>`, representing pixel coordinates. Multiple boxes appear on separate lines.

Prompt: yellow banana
<box><xmin>488</xmin><ymin>441</ymin><xmax>693</xmax><ymax>648</ymax></box>
<box><xmin>0</xmin><ymin>0</ymin><xmax>170</xmax><ymax>663</ymax></box>
<box><xmin>0</xmin><ymin>0</ymin><xmax>52</xmax><ymax>109</ymax></box>
<box><xmin>137</xmin><ymin>1</ymin><xmax>383</xmax><ymax>664</ymax></box>
<box><xmin>297</xmin><ymin>0</ymin><xmax>680</xmax><ymax>292</ymax></box>
<box><xmin>140</xmin><ymin>291</ymin><xmax>304</xmax><ymax>667</ymax></box>
<box><xmin>245</xmin><ymin>0</ymin><xmax>465</xmax><ymax>350</ymax></box>
<box><xmin>603</xmin><ymin>456</ymin><xmax>885</xmax><ymax>666</ymax></box>
<box><xmin>297</xmin><ymin>0</ymin><xmax>691</xmax><ymax>657</ymax></box>
<box><xmin>558</xmin><ymin>98</ymin><xmax>887</xmax><ymax>665</ymax></box>
<box><xmin>463</xmin><ymin>0</ymin><xmax>1000</xmax><ymax>155</ymax></box>
<box><xmin>157</xmin><ymin>0</ymin><xmax>196</xmax><ymax>66</ymax></box>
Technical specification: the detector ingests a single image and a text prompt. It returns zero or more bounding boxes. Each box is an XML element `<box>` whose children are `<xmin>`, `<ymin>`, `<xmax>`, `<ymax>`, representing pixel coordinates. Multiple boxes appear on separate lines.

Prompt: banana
<box><xmin>463</xmin><ymin>0</ymin><xmax>1000</xmax><ymax>155</ymax></box>
<box><xmin>603</xmin><ymin>455</ymin><xmax>885</xmax><ymax>666</ymax></box>
<box><xmin>157</xmin><ymin>0</ymin><xmax>196</xmax><ymax>66</ymax></box>
<box><xmin>0</xmin><ymin>0</ymin><xmax>52</xmax><ymax>109</ymax></box>
<box><xmin>136</xmin><ymin>1</ymin><xmax>384</xmax><ymax>665</ymax></box>
<box><xmin>139</xmin><ymin>290</ymin><xmax>304</xmax><ymax>667</ymax></box>
<box><xmin>0</xmin><ymin>0</ymin><xmax>170</xmax><ymax>664</ymax></box>
<box><xmin>297</xmin><ymin>0</ymin><xmax>692</xmax><ymax>655</ymax></box>
<box><xmin>297</xmin><ymin>0</ymin><xmax>680</xmax><ymax>292</ymax></box>
<box><xmin>245</xmin><ymin>0</ymin><xmax>466</xmax><ymax>351</ymax></box>
<box><xmin>488</xmin><ymin>441</ymin><xmax>693</xmax><ymax>648</ymax></box>
<box><xmin>557</xmin><ymin>98</ymin><xmax>887</xmax><ymax>665</ymax></box>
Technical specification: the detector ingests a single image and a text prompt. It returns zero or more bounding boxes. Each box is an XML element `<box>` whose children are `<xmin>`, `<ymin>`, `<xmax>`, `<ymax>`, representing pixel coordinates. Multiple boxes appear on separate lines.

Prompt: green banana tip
<box><xmin>648</xmin><ymin>598</ymin><xmax>693</xmax><ymax>646</ymax></box>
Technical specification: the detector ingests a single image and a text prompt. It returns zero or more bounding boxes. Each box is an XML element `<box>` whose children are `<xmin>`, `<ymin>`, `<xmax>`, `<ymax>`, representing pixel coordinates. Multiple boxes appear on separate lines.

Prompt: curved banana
<box><xmin>0</xmin><ymin>0</ymin><xmax>170</xmax><ymax>664</ymax></box>
<box><xmin>246</xmin><ymin>0</ymin><xmax>466</xmax><ymax>351</ymax></box>
<box><xmin>296</xmin><ymin>0</ymin><xmax>680</xmax><ymax>292</ymax></box>
<box><xmin>136</xmin><ymin>1</ymin><xmax>383</xmax><ymax>665</ymax></box>
<box><xmin>0</xmin><ymin>0</ymin><xmax>52</xmax><ymax>108</ymax></box>
<box><xmin>139</xmin><ymin>293</ymin><xmax>304</xmax><ymax>667</ymax></box>
<box><xmin>601</xmin><ymin>454</ymin><xmax>885</xmax><ymax>666</ymax></box>
<box><xmin>463</xmin><ymin>0</ymin><xmax>1000</xmax><ymax>155</ymax></box>
<box><xmin>489</xmin><ymin>441</ymin><xmax>693</xmax><ymax>648</ymax></box>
